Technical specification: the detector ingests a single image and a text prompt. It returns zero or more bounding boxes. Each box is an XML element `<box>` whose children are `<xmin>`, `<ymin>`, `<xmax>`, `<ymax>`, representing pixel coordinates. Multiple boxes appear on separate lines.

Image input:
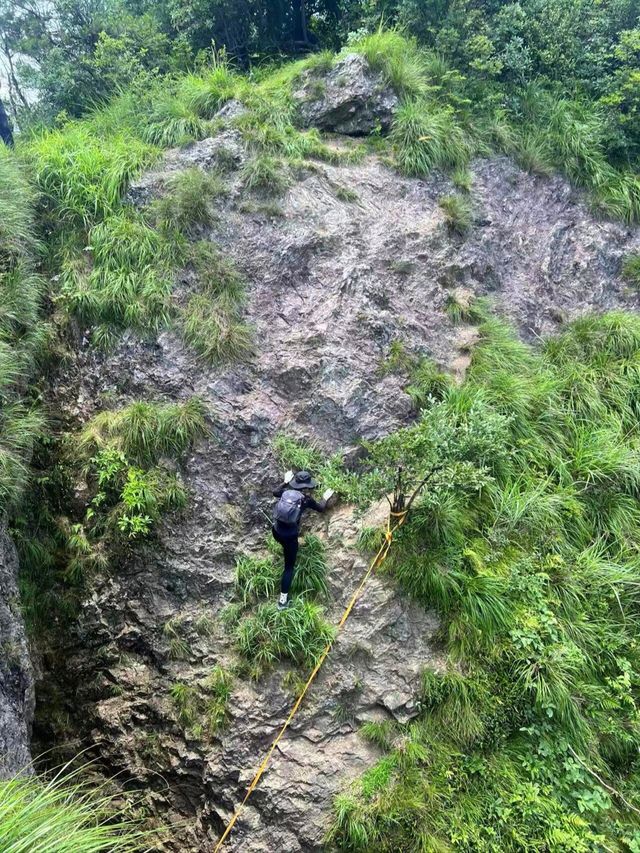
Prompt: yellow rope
<box><xmin>213</xmin><ymin>508</ymin><xmax>408</xmax><ymax>852</ymax></box>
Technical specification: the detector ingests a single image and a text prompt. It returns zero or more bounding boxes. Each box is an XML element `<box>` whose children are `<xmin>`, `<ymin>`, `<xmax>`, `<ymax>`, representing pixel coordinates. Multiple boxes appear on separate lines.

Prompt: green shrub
<box><xmin>22</xmin><ymin>124</ymin><xmax>157</xmax><ymax>229</ymax></box>
<box><xmin>622</xmin><ymin>254</ymin><xmax>640</xmax><ymax>287</ymax></box>
<box><xmin>351</xmin><ymin>28</ymin><xmax>427</xmax><ymax>99</ymax></box>
<box><xmin>329</xmin><ymin>310</ymin><xmax>640</xmax><ymax>849</ymax></box>
<box><xmin>181</xmin><ymin>293</ymin><xmax>253</xmax><ymax>364</ymax></box>
<box><xmin>177</xmin><ymin>65</ymin><xmax>238</xmax><ymax>118</ymax></box>
<box><xmin>451</xmin><ymin>166</ymin><xmax>472</xmax><ymax>192</ymax></box>
<box><xmin>80</xmin><ymin>398</ymin><xmax>206</xmax><ymax>464</ymax></box>
<box><xmin>141</xmin><ymin>94</ymin><xmax>209</xmax><ymax>147</ymax></box>
<box><xmin>514</xmin><ymin>131</ymin><xmax>554</xmax><ymax>176</ymax></box>
<box><xmin>61</xmin><ymin>211</ymin><xmax>179</xmax><ymax>334</ymax></box>
<box><xmin>0</xmin><ymin>148</ymin><xmax>46</xmax><ymax>515</ymax></box>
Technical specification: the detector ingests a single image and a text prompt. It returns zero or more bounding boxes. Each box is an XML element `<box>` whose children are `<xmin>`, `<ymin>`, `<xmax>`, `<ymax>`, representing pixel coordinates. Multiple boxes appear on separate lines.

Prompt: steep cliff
<box><xmin>0</xmin><ymin>522</ymin><xmax>34</xmax><ymax>778</ymax></box>
<box><xmin>29</xmin><ymin>102</ymin><xmax>640</xmax><ymax>850</ymax></box>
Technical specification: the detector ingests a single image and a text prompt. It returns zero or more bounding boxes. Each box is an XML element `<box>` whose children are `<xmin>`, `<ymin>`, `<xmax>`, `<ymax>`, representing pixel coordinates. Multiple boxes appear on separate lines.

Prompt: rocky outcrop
<box><xmin>39</xmin><ymin>120</ymin><xmax>640</xmax><ymax>851</ymax></box>
<box><xmin>295</xmin><ymin>53</ymin><xmax>398</xmax><ymax>135</ymax></box>
<box><xmin>0</xmin><ymin>522</ymin><xmax>34</xmax><ymax>777</ymax></box>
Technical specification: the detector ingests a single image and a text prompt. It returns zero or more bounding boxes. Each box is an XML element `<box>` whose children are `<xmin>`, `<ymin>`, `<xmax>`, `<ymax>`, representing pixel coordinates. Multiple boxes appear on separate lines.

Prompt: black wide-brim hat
<box><xmin>289</xmin><ymin>471</ymin><xmax>318</xmax><ymax>490</ymax></box>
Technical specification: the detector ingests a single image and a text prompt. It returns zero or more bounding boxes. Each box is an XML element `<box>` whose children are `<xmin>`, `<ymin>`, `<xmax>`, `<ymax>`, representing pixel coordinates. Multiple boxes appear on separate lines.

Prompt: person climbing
<box><xmin>272</xmin><ymin>470</ymin><xmax>334</xmax><ymax>610</ymax></box>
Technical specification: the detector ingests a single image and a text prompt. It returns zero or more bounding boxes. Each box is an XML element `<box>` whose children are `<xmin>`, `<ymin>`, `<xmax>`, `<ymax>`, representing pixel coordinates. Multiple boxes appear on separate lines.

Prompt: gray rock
<box><xmin>0</xmin><ymin>523</ymin><xmax>34</xmax><ymax>778</ymax></box>
<box><xmin>295</xmin><ymin>53</ymin><xmax>398</xmax><ymax>136</ymax></box>
<box><xmin>127</xmin><ymin>130</ymin><xmax>246</xmax><ymax>207</ymax></box>
<box><xmin>215</xmin><ymin>99</ymin><xmax>248</xmax><ymax>122</ymax></box>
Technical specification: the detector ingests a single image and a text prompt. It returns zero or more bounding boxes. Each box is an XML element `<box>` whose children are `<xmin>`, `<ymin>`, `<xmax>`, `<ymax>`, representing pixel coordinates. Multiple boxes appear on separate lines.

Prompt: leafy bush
<box><xmin>72</xmin><ymin>399</ymin><xmax>205</xmax><ymax>541</ymax></box>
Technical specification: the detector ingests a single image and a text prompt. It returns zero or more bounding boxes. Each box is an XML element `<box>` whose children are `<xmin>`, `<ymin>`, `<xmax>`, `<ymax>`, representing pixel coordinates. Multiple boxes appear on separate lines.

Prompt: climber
<box><xmin>272</xmin><ymin>470</ymin><xmax>334</xmax><ymax>610</ymax></box>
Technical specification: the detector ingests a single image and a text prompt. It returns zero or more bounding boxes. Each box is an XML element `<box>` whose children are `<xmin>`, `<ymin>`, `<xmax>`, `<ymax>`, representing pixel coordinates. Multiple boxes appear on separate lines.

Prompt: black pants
<box><xmin>272</xmin><ymin>527</ymin><xmax>299</xmax><ymax>594</ymax></box>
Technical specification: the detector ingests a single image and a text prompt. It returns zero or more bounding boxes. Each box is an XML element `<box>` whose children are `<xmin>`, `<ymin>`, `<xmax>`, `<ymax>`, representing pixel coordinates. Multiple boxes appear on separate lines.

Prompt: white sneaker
<box><xmin>277</xmin><ymin>593</ymin><xmax>289</xmax><ymax>611</ymax></box>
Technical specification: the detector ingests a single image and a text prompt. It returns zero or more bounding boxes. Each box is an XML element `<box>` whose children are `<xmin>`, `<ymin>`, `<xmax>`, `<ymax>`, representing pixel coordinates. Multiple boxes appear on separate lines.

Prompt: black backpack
<box><xmin>274</xmin><ymin>489</ymin><xmax>304</xmax><ymax>528</ymax></box>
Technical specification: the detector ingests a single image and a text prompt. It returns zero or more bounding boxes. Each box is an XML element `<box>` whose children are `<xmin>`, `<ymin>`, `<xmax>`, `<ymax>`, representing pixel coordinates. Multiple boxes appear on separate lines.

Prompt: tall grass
<box><xmin>177</xmin><ymin>64</ymin><xmax>238</xmax><ymax>119</ymax></box>
<box><xmin>234</xmin><ymin>599</ymin><xmax>335</xmax><ymax>673</ymax></box>
<box><xmin>391</xmin><ymin>101</ymin><xmax>471</xmax><ymax>177</ymax></box>
<box><xmin>350</xmin><ymin>28</ymin><xmax>427</xmax><ymax>100</ymax></box>
<box><xmin>329</xmin><ymin>311</ymin><xmax>640</xmax><ymax>849</ymax></box>
<box><xmin>21</xmin><ymin>125</ymin><xmax>157</xmax><ymax>229</ymax></box>
<box><xmin>78</xmin><ymin>398</ymin><xmax>208</xmax><ymax>466</ymax></box>
<box><xmin>0</xmin><ymin>148</ymin><xmax>45</xmax><ymax>514</ymax></box>
<box><xmin>0</xmin><ymin>766</ymin><xmax>147</xmax><ymax>852</ymax></box>
<box><xmin>152</xmin><ymin>167</ymin><xmax>227</xmax><ymax>233</ymax></box>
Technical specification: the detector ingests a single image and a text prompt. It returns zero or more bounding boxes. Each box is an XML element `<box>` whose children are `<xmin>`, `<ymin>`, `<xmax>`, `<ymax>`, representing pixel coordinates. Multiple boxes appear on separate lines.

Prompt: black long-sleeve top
<box><xmin>272</xmin><ymin>483</ymin><xmax>327</xmax><ymax>537</ymax></box>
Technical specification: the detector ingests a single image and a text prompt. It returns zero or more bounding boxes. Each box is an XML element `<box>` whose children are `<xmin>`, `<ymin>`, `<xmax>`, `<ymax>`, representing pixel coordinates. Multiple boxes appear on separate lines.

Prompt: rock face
<box><xmin>0</xmin><ymin>522</ymin><xmax>34</xmax><ymax>778</ymax></box>
<box><xmin>295</xmin><ymin>53</ymin><xmax>398</xmax><ymax>135</ymax></box>
<box><xmin>38</xmin><ymin>123</ymin><xmax>640</xmax><ymax>851</ymax></box>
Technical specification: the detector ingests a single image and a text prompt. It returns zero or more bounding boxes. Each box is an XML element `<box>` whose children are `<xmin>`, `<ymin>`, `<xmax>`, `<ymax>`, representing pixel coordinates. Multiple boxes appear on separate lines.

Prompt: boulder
<box><xmin>295</xmin><ymin>53</ymin><xmax>398</xmax><ymax>136</ymax></box>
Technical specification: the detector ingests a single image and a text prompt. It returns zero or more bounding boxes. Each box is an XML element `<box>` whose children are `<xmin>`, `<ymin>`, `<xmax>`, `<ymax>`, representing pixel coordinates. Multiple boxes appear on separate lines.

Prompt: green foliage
<box><xmin>391</xmin><ymin>101</ymin><xmax>471</xmax><ymax>177</ymax></box>
<box><xmin>235</xmin><ymin>534</ymin><xmax>328</xmax><ymax>606</ymax></box>
<box><xmin>241</xmin><ymin>155</ymin><xmax>290</xmax><ymax>196</ymax></box>
<box><xmin>451</xmin><ymin>166</ymin><xmax>472</xmax><ymax>193</ymax></box>
<box><xmin>206</xmin><ymin>664</ymin><xmax>233</xmax><ymax>735</ymax></box>
<box><xmin>351</xmin><ymin>28</ymin><xmax>428</xmax><ymax>99</ymax></box>
<box><xmin>234</xmin><ymin>599</ymin><xmax>335</xmax><ymax>675</ymax></box>
<box><xmin>141</xmin><ymin>94</ymin><xmax>209</xmax><ymax>148</ymax></box>
<box><xmin>61</xmin><ymin>211</ymin><xmax>178</xmax><ymax>334</ymax></box>
<box><xmin>78</xmin><ymin>399</ymin><xmax>208</xmax><ymax>467</ymax></box>
<box><xmin>329</xmin><ymin>311</ymin><xmax>640</xmax><ymax>849</ymax></box>
<box><xmin>152</xmin><ymin>168</ymin><xmax>227</xmax><ymax>233</ymax></box>
<box><xmin>22</xmin><ymin>125</ymin><xmax>157</xmax><ymax>230</ymax></box>
<box><xmin>170</xmin><ymin>666</ymin><xmax>232</xmax><ymax>737</ymax></box>
<box><xmin>439</xmin><ymin>194</ymin><xmax>473</xmax><ymax>235</ymax></box>
<box><xmin>0</xmin><ymin>147</ymin><xmax>45</xmax><ymax>516</ymax></box>
<box><xmin>164</xmin><ymin>616</ymin><xmax>191</xmax><ymax>660</ymax></box>
<box><xmin>622</xmin><ymin>254</ymin><xmax>640</xmax><ymax>288</ymax></box>
<box><xmin>181</xmin><ymin>293</ymin><xmax>253</xmax><ymax>365</ymax></box>
<box><xmin>0</xmin><ymin>764</ymin><xmax>146</xmax><ymax>852</ymax></box>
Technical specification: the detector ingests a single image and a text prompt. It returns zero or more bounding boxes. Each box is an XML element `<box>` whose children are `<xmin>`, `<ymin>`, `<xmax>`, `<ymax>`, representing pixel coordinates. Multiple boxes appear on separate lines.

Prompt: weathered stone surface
<box><xmin>295</xmin><ymin>53</ymin><xmax>398</xmax><ymax>135</ymax></box>
<box><xmin>126</xmin><ymin>130</ymin><xmax>246</xmax><ymax>207</ymax></box>
<box><xmin>0</xmin><ymin>523</ymin><xmax>34</xmax><ymax>778</ymax></box>
<box><xmin>38</xmin><ymin>132</ymin><xmax>640</xmax><ymax>852</ymax></box>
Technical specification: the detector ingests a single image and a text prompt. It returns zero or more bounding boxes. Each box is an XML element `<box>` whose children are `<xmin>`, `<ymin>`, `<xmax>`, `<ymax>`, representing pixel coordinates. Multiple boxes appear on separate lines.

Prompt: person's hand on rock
<box><xmin>284</xmin><ymin>470</ymin><xmax>294</xmax><ymax>484</ymax></box>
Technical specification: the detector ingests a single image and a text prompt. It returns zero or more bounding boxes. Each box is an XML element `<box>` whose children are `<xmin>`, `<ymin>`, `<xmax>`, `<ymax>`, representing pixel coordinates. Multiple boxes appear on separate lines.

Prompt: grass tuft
<box><xmin>391</xmin><ymin>101</ymin><xmax>471</xmax><ymax>177</ymax></box>
<box><xmin>439</xmin><ymin>194</ymin><xmax>473</xmax><ymax>235</ymax></box>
